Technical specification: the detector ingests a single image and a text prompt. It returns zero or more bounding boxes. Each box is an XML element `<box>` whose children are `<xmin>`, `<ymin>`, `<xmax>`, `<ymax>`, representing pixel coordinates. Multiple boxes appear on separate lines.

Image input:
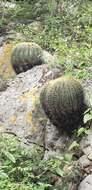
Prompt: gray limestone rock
<box><xmin>80</xmin><ymin>127</ymin><xmax>92</xmax><ymax>158</ymax></box>
<box><xmin>0</xmin><ymin>65</ymin><xmax>62</xmax><ymax>149</ymax></box>
<box><xmin>78</xmin><ymin>174</ymin><xmax>92</xmax><ymax>190</ymax></box>
<box><xmin>79</xmin><ymin>155</ymin><xmax>92</xmax><ymax>168</ymax></box>
<box><xmin>44</xmin><ymin>121</ymin><xmax>70</xmax><ymax>160</ymax></box>
<box><xmin>83</xmin><ymin>79</ymin><xmax>92</xmax><ymax>109</ymax></box>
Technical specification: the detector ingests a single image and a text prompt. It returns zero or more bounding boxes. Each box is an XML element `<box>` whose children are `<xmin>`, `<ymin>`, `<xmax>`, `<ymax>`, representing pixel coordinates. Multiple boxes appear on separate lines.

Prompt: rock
<box><xmin>79</xmin><ymin>125</ymin><xmax>92</xmax><ymax>174</ymax></box>
<box><xmin>44</xmin><ymin>121</ymin><xmax>70</xmax><ymax>160</ymax></box>
<box><xmin>88</xmin><ymin>153</ymin><xmax>92</xmax><ymax>161</ymax></box>
<box><xmin>87</xmin><ymin>67</ymin><xmax>92</xmax><ymax>73</ymax></box>
<box><xmin>42</xmin><ymin>50</ymin><xmax>58</xmax><ymax>65</ymax></box>
<box><xmin>29</xmin><ymin>21</ymin><xmax>43</xmax><ymax>33</ymax></box>
<box><xmin>6</xmin><ymin>30</ymin><xmax>25</xmax><ymax>41</ymax></box>
<box><xmin>78</xmin><ymin>174</ymin><xmax>92</xmax><ymax>190</ymax></box>
<box><xmin>80</xmin><ymin>127</ymin><xmax>92</xmax><ymax>157</ymax></box>
<box><xmin>0</xmin><ymin>77</ymin><xmax>8</xmax><ymax>92</ymax></box>
<box><xmin>0</xmin><ymin>43</ymin><xmax>15</xmax><ymax>79</ymax></box>
<box><xmin>0</xmin><ymin>65</ymin><xmax>63</xmax><ymax>149</ymax></box>
<box><xmin>0</xmin><ymin>37</ymin><xmax>5</xmax><ymax>46</ymax></box>
<box><xmin>0</xmin><ymin>46</ymin><xmax>3</xmax><ymax>55</ymax></box>
<box><xmin>79</xmin><ymin>155</ymin><xmax>92</xmax><ymax>168</ymax></box>
<box><xmin>83</xmin><ymin>79</ymin><xmax>92</xmax><ymax>108</ymax></box>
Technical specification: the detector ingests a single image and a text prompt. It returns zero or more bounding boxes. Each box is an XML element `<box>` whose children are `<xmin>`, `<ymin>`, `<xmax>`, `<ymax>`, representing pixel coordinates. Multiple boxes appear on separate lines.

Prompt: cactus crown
<box><xmin>40</xmin><ymin>76</ymin><xmax>85</xmax><ymax>132</ymax></box>
<box><xmin>11</xmin><ymin>42</ymin><xmax>43</xmax><ymax>74</ymax></box>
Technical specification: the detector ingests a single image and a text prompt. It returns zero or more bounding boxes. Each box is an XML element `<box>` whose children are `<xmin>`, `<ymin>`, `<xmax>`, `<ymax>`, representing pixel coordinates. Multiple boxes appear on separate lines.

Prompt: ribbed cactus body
<box><xmin>40</xmin><ymin>76</ymin><xmax>85</xmax><ymax>132</ymax></box>
<box><xmin>11</xmin><ymin>42</ymin><xmax>43</xmax><ymax>74</ymax></box>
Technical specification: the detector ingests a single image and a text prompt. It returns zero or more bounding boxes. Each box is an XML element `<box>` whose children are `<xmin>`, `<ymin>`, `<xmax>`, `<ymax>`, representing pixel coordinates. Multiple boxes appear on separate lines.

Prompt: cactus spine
<box><xmin>11</xmin><ymin>42</ymin><xmax>43</xmax><ymax>74</ymax></box>
<box><xmin>40</xmin><ymin>76</ymin><xmax>85</xmax><ymax>132</ymax></box>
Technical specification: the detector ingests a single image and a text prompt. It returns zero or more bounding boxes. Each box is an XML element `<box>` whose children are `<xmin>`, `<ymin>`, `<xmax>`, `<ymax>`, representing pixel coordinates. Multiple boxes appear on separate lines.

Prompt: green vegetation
<box><xmin>0</xmin><ymin>133</ymin><xmax>81</xmax><ymax>190</ymax></box>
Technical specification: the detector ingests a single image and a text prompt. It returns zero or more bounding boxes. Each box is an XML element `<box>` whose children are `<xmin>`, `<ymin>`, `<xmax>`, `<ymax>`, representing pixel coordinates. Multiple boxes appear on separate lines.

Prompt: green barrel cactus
<box><xmin>11</xmin><ymin>42</ymin><xmax>43</xmax><ymax>74</ymax></box>
<box><xmin>40</xmin><ymin>76</ymin><xmax>85</xmax><ymax>132</ymax></box>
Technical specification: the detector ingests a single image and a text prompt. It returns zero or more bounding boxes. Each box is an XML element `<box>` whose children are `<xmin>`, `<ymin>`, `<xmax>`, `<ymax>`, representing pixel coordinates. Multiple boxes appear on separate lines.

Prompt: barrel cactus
<box><xmin>11</xmin><ymin>42</ymin><xmax>43</xmax><ymax>74</ymax></box>
<box><xmin>40</xmin><ymin>76</ymin><xmax>85</xmax><ymax>132</ymax></box>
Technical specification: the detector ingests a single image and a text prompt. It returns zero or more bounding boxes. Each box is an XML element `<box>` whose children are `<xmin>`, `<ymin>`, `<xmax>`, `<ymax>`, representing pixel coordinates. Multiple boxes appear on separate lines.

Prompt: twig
<box><xmin>26</xmin><ymin>138</ymin><xmax>49</xmax><ymax>151</ymax></box>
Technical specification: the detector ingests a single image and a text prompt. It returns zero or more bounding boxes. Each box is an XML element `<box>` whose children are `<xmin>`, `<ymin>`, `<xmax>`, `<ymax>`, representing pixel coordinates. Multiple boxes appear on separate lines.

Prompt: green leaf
<box><xmin>84</xmin><ymin>112</ymin><xmax>92</xmax><ymax>124</ymax></box>
<box><xmin>37</xmin><ymin>182</ymin><xmax>52</xmax><ymax>190</ymax></box>
<box><xmin>77</xmin><ymin>127</ymin><xmax>85</xmax><ymax>136</ymax></box>
<box><xmin>84</xmin><ymin>108</ymin><xmax>91</xmax><ymax>114</ymax></box>
<box><xmin>84</xmin><ymin>129</ymin><xmax>90</xmax><ymax>135</ymax></box>
<box><xmin>64</xmin><ymin>153</ymin><xmax>73</xmax><ymax>163</ymax></box>
<box><xmin>68</xmin><ymin>141</ymin><xmax>79</xmax><ymax>151</ymax></box>
<box><xmin>77</xmin><ymin>127</ymin><xmax>90</xmax><ymax>136</ymax></box>
<box><xmin>0</xmin><ymin>170</ymin><xmax>8</xmax><ymax>179</ymax></box>
<box><xmin>3</xmin><ymin>151</ymin><xmax>16</xmax><ymax>163</ymax></box>
<box><xmin>55</xmin><ymin>168</ymin><xmax>64</xmax><ymax>177</ymax></box>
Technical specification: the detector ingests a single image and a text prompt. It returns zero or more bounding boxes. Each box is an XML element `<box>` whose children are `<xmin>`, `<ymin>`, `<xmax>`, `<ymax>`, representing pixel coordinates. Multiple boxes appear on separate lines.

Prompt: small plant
<box><xmin>11</xmin><ymin>42</ymin><xmax>43</xmax><ymax>74</ymax></box>
<box><xmin>40</xmin><ymin>76</ymin><xmax>85</xmax><ymax>133</ymax></box>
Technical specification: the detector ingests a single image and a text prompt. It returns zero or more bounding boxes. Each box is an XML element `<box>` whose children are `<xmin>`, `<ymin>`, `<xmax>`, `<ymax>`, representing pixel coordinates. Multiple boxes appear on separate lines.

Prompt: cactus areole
<box><xmin>40</xmin><ymin>76</ymin><xmax>85</xmax><ymax>133</ymax></box>
<box><xmin>11</xmin><ymin>42</ymin><xmax>43</xmax><ymax>74</ymax></box>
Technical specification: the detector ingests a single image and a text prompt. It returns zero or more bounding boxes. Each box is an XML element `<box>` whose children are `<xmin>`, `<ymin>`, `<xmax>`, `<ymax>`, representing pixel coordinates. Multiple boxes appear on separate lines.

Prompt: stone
<box><xmin>83</xmin><ymin>79</ymin><xmax>92</xmax><ymax>108</ymax></box>
<box><xmin>0</xmin><ymin>46</ymin><xmax>3</xmax><ymax>55</ymax></box>
<box><xmin>29</xmin><ymin>21</ymin><xmax>43</xmax><ymax>33</ymax></box>
<box><xmin>87</xmin><ymin>67</ymin><xmax>92</xmax><ymax>73</ymax></box>
<box><xmin>88</xmin><ymin>153</ymin><xmax>92</xmax><ymax>161</ymax></box>
<box><xmin>6</xmin><ymin>31</ymin><xmax>25</xmax><ymax>41</ymax></box>
<box><xmin>42</xmin><ymin>50</ymin><xmax>58</xmax><ymax>65</ymax></box>
<box><xmin>0</xmin><ymin>77</ymin><xmax>8</xmax><ymax>92</ymax></box>
<box><xmin>79</xmin><ymin>155</ymin><xmax>92</xmax><ymax>168</ymax></box>
<box><xmin>0</xmin><ymin>37</ymin><xmax>5</xmax><ymax>46</ymax></box>
<box><xmin>78</xmin><ymin>174</ymin><xmax>92</xmax><ymax>190</ymax></box>
<box><xmin>44</xmin><ymin>121</ymin><xmax>70</xmax><ymax>159</ymax></box>
<box><xmin>0</xmin><ymin>65</ymin><xmax>62</xmax><ymax>149</ymax></box>
<box><xmin>80</xmin><ymin>127</ymin><xmax>92</xmax><ymax>157</ymax></box>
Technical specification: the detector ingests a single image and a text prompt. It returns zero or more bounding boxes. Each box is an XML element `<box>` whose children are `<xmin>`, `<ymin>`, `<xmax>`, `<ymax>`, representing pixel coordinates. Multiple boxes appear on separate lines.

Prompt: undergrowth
<box><xmin>0</xmin><ymin>133</ymin><xmax>81</xmax><ymax>190</ymax></box>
